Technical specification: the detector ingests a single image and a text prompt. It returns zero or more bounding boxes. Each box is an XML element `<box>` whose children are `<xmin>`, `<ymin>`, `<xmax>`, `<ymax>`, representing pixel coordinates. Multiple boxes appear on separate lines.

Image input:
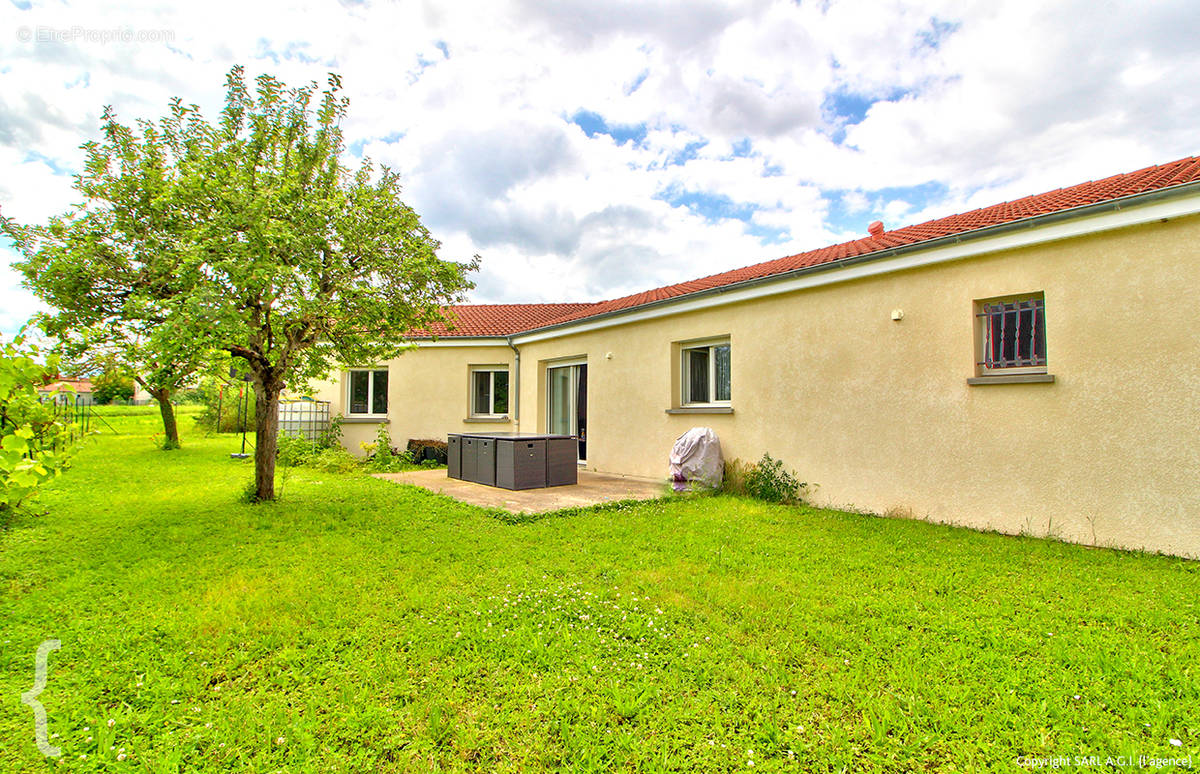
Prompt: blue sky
<box><xmin>1</xmin><ymin>0</ymin><xmax>1198</xmax><ymax>336</ymax></box>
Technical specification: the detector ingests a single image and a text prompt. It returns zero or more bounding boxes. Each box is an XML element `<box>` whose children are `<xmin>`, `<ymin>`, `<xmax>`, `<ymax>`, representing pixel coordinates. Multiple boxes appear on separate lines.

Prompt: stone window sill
<box><xmin>665</xmin><ymin>407</ymin><xmax>734</xmax><ymax>414</ymax></box>
<box><xmin>967</xmin><ymin>374</ymin><xmax>1055</xmax><ymax>385</ymax></box>
<box><xmin>463</xmin><ymin>416</ymin><xmax>511</xmax><ymax>423</ymax></box>
<box><xmin>342</xmin><ymin>416</ymin><xmax>390</xmax><ymax>424</ymax></box>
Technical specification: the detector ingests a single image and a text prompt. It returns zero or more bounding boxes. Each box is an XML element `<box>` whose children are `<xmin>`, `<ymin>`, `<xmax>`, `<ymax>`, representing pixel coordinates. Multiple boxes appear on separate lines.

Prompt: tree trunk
<box><xmin>252</xmin><ymin>377</ymin><xmax>282</xmax><ymax>502</ymax></box>
<box><xmin>154</xmin><ymin>388</ymin><xmax>180</xmax><ymax>449</ymax></box>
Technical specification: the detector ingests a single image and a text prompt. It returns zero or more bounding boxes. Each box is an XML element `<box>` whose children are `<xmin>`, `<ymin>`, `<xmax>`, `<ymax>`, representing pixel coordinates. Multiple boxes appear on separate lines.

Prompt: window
<box><xmin>682</xmin><ymin>340</ymin><xmax>731</xmax><ymax>405</ymax></box>
<box><xmin>976</xmin><ymin>294</ymin><xmax>1047</xmax><ymax>374</ymax></box>
<box><xmin>471</xmin><ymin>368</ymin><xmax>509</xmax><ymax>417</ymax></box>
<box><xmin>348</xmin><ymin>368</ymin><xmax>388</xmax><ymax>415</ymax></box>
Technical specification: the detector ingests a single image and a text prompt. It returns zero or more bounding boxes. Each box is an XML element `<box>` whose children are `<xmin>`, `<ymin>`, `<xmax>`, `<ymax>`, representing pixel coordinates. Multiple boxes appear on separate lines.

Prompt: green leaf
<box><xmin>2</xmin><ymin>433</ymin><xmax>29</xmax><ymax>455</ymax></box>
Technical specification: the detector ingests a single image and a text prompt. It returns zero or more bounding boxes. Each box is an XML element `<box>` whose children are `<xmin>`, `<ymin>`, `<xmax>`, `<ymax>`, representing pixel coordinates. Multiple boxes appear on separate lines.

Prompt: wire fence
<box><xmin>0</xmin><ymin>394</ymin><xmax>93</xmax><ymax>454</ymax></box>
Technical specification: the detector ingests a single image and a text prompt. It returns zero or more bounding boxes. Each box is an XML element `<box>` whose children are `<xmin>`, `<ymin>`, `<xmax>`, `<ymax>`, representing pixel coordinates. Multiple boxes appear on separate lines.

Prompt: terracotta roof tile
<box><xmin>426</xmin><ymin>155</ymin><xmax>1200</xmax><ymax>338</ymax></box>
<box><xmin>419</xmin><ymin>303</ymin><xmax>600</xmax><ymax>337</ymax></box>
<box><xmin>530</xmin><ymin>155</ymin><xmax>1200</xmax><ymax>329</ymax></box>
<box><xmin>39</xmin><ymin>378</ymin><xmax>92</xmax><ymax>392</ymax></box>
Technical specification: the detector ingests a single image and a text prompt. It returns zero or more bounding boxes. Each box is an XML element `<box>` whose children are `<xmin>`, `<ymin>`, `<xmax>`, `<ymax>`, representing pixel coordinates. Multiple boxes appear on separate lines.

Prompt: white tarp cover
<box><xmin>668</xmin><ymin>427</ymin><xmax>724</xmax><ymax>492</ymax></box>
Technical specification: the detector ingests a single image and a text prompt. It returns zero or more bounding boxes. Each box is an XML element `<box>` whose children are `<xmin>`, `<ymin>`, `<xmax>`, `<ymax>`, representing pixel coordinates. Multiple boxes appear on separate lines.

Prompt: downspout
<box><xmin>507</xmin><ymin>335</ymin><xmax>520</xmax><ymax>434</ymax></box>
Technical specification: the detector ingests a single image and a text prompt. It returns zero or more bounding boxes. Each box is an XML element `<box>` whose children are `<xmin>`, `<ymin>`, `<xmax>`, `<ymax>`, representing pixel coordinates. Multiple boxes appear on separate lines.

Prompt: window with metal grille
<box><xmin>977</xmin><ymin>295</ymin><xmax>1047</xmax><ymax>371</ymax></box>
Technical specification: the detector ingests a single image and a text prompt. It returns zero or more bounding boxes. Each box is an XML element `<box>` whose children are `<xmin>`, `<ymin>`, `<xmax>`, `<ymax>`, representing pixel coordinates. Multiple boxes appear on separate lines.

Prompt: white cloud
<box><xmin>0</xmin><ymin>247</ymin><xmax>44</xmax><ymax>337</ymax></box>
<box><xmin>1</xmin><ymin>0</ymin><xmax>1197</xmax><ymax>335</ymax></box>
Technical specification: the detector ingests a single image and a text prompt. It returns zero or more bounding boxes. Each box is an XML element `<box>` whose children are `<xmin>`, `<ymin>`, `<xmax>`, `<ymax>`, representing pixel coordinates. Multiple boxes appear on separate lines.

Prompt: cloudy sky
<box><xmin>1</xmin><ymin>0</ymin><xmax>1196</xmax><ymax>336</ymax></box>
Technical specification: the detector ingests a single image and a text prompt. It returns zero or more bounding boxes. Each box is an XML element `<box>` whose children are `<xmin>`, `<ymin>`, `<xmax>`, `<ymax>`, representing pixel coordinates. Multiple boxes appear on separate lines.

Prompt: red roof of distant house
<box><xmin>39</xmin><ymin>378</ymin><xmax>93</xmax><ymax>393</ymax></box>
<box><xmin>425</xmin><ymin>155</ymin><xmax>1200</xmax><ymax>338</ymax></box>
<box><xmin>420</xmin><ymin>303</ymin><xmax>601</xmax><ymax>337</ymax></box>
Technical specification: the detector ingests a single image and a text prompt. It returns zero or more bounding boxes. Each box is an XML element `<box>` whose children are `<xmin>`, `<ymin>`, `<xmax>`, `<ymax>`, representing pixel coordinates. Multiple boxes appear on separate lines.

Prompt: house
<box><xmin>311</xmin><ymin>156</ymin><xmax>1200</xmax><ymax>558</ymax></box>
<box><xmin>37</xmin><ymin>377</ymin><xmax>93</xmax><ymax>405</ymax></box>
<box><xmin>131</xmin><ymin>383</ymin><xmax>154</xmax><ymax>404</ymax></box>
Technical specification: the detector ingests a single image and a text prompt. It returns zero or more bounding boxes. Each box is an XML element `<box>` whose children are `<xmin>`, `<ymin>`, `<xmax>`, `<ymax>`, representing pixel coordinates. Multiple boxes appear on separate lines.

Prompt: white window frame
<box><xmin>346</xmin><ymin>368</ymin><xmax>388</xmax><ymax>416</ymax></box>
<box><xmin>974</xmin><ymin>292</ymin><xmax>1048</xmax><ymax>377</ymax></box>
<box><xmin>469</xmin><ymin>366</ymin><xmax>510</xmax><ymax>418</ymax></box>
<box><xmin>680</xmin><ymin>338</ymin><xmax>731</xmax><ymax>407</ymax></box>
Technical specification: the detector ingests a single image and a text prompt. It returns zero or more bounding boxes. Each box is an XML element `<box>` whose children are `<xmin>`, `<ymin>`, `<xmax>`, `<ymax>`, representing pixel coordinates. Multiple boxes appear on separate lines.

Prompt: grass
<box><xmin>0</xmin><ymin>410</ymin><xmax>1197</xmax><ymax>771</ymax></box>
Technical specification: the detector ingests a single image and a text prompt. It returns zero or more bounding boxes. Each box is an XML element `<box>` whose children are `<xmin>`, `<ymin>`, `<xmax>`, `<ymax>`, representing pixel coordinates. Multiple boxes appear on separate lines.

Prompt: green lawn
<box><xmin>1</xmin><ymin>410</ymin><xmax>1197</xmax><ymax>771</ymax></box>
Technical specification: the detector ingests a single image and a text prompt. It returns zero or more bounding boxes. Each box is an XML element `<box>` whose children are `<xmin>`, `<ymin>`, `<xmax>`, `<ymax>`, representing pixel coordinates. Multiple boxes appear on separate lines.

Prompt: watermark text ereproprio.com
<box><xmin>16</xmin><ymin>26</ymin><xmax>175</xmax><ymax>44</ymax></box>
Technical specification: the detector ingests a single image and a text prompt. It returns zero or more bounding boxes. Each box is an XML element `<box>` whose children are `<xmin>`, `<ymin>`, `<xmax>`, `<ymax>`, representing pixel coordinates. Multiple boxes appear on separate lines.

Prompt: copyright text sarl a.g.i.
<box><xmin>1016</xmin><ymin>754</ymin><xmax>1193</xmax><ymax>769</ymax></box>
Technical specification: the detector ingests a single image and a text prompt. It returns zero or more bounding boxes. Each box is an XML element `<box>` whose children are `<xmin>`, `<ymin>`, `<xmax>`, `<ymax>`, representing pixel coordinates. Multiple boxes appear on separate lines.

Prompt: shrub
<box><xmin>277</xmin><ymin>434</ymin><xmax>317</xmax><ymax>468</ymax></box>
<box><xmin>318</xmin><ymin>415</ymin><xmax>344</xmax><ymax>450</ymax></box>
<box><xmin>277</xmin><ymin>414</ymin><xmax>341</xmax><ymax>468</ymax></box>
<box><xmin>745</xmin><ymin>453</ymin><xmax>805</xmax><ymax>504</ymax></box>
<box><xmin>174</xmin><ymin>387</ymin><xmax>204</xmax><ymax>405</ymax></box>
<box><xmin>193</xmin><ymin>377</ymin><xmax>255</xmax><ymax>433</ymax></box>
<box><xmin>724</xmin><ymin>453</ymin><xmax>806</xmax><ymax>504</ymax></box>
<box><xmin>311</xmin><ymin>446</ymin><xmax>361</xmax><ymax>474</ymax></box>
<box><xmin>363</xmin><ymin>426</ymin><xmax>412</xmax><ymax>473</ymax></box>
<box><xmin>92</xmin><ymin>371</ymin><xmax>135</xmax><ymax>405</ymax></box>
<box><xmin>278</xmin><ymin>422</ymin><xmax>419</xmax><ymax>476</ymax></box>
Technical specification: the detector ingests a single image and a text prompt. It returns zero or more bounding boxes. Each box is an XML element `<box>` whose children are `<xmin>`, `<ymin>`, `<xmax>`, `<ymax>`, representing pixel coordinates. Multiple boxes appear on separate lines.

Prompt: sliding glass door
<box><xmin>547</xmin><ymin>362</ymin><xmax>587</xmax><ymax>462</ymax></box>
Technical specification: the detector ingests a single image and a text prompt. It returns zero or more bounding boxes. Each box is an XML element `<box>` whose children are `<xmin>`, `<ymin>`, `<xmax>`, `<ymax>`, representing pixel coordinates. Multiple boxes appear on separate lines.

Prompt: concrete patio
<box><xmin>372</xmin><ymin>468</ymin><xmax>669</xmax><ymax>513</ymax></box>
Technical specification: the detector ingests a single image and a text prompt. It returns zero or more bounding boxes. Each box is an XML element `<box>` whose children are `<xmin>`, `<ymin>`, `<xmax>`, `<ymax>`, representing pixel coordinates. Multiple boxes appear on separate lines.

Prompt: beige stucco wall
<box><xmin>511</xmin><ymin>215</ymin><xmax>1199</xmax><ymax>557</ymax></box>
<box><xmin>314</xmin><ymin>214</ymin><xmax>1199</xmax><ymax>557</ymax></box>
<box><xmin>309</xmin><ymin>346</ymin><xmax>515</xmax><ymax>455</ymax></box>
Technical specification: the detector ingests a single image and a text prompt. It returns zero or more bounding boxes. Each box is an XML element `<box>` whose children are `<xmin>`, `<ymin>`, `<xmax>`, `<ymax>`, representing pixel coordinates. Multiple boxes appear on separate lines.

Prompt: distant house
<box><xmin>131</xmin><ymin>382</ymin><xmax>153</xmax><ymax>404</ymax></box>
<box><xmin>38</xmin><ymin>377</ymin><xmax>94</xmax><ymax>406</ymax></box>
<box><xmin>312</xmin><ymin>156</ymin><xmax>1200</xmax><ymax>558</ymax></box>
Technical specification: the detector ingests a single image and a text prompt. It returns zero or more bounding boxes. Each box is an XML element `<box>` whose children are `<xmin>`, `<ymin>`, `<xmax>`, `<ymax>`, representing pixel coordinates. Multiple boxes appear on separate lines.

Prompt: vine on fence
<box><xmin>0</xmin><ymin>338</ymin><xmax>79</xmax><ymax>520</ymax></box>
